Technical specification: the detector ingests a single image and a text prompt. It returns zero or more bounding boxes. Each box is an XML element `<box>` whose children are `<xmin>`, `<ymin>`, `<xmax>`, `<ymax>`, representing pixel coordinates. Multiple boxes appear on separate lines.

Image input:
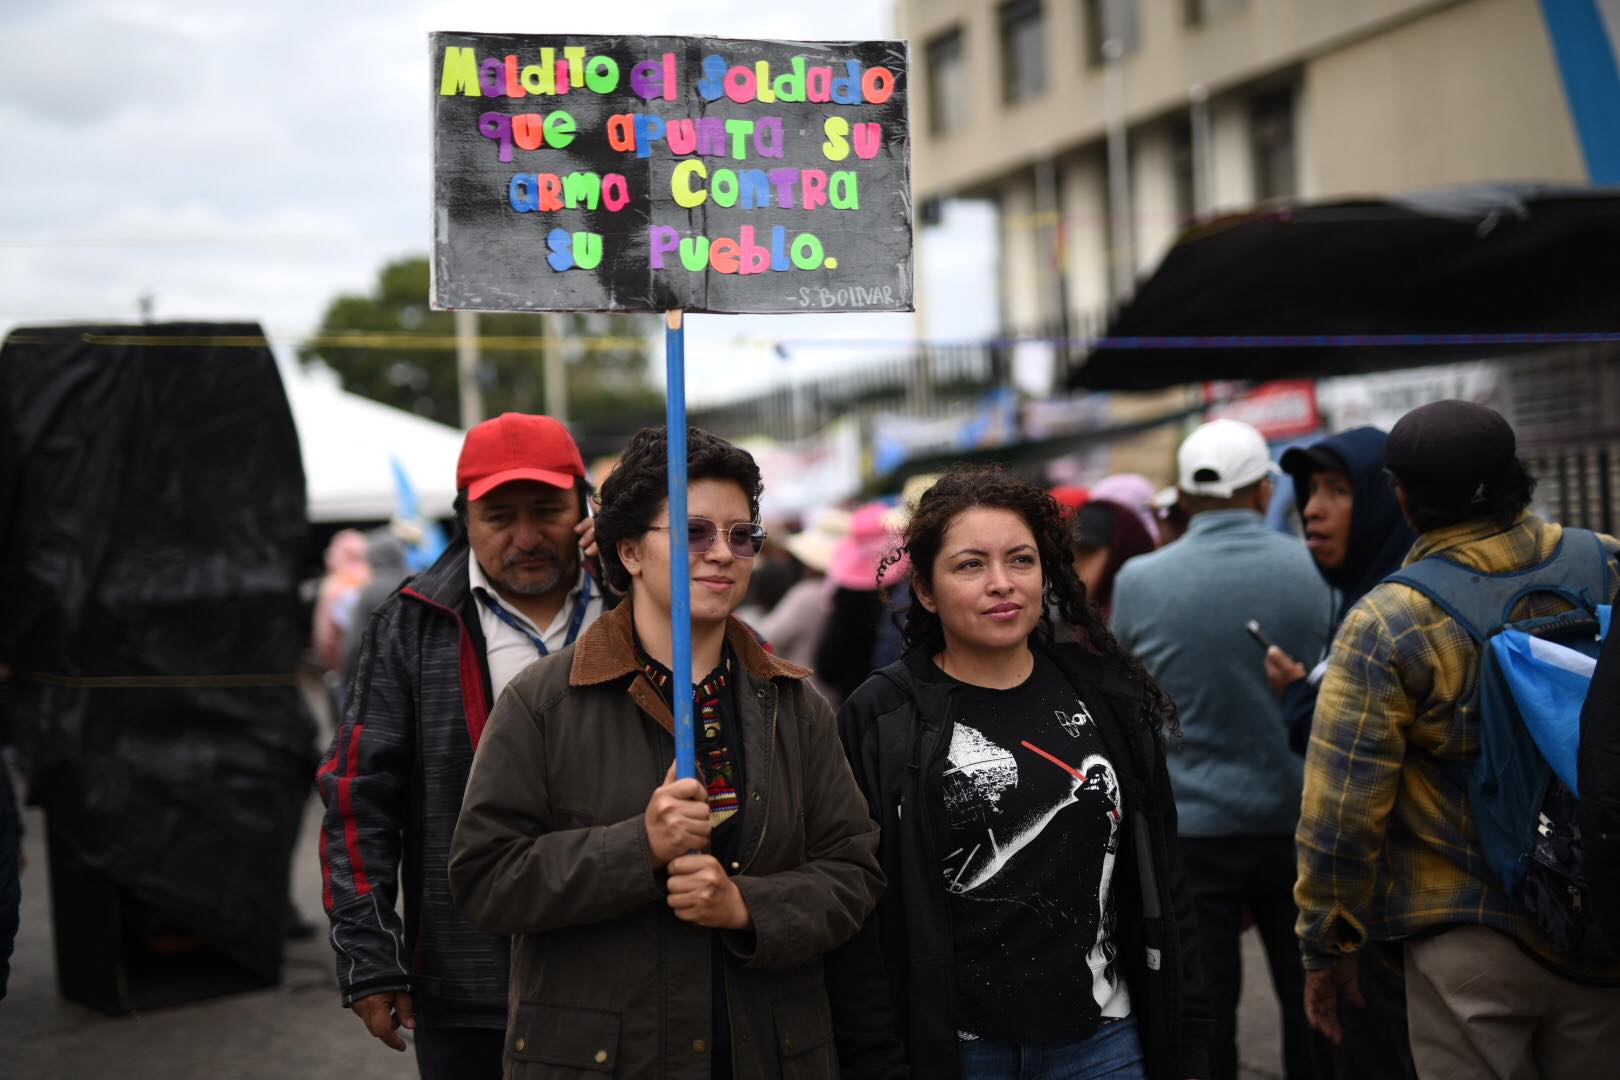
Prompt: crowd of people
<box><xmin>309</xmin><ymin>399</ymin><xmax>1620</xmax><ymax>1080</ymax></box>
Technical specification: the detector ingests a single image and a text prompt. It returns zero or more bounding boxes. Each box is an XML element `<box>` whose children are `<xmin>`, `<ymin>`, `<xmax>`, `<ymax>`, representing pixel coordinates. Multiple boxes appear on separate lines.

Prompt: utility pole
<box><xmin>454</xmin><ymin>308</ymin><xmax>483</xmax><ymax>428</ymax></box>
<box><xmin>1102</xmin><ymin>3</ymin><xmax>1134</xmax><ymax>303</ymax></box>
<box><xmin>1190</xmin><ymin>82</ymin><xmax>1212</xmax><ymax>218</ymax></box>
<box><xmin>543</xmin><ymin>313</ymin><xmax>569</xmax><ymax>424</ymax></box>
<box><xmin>1036</xmin><ymin>153</ymin><xmax>1071</xmax><ymax>381</ymax></box>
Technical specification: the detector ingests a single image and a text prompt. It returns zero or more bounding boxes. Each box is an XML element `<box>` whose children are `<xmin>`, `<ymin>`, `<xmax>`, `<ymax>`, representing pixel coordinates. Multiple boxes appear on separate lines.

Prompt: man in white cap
<box><xmin>1111</xmin><ymin>418</ymin><xmax>1333</xmax><ymax>1080</ymax></box>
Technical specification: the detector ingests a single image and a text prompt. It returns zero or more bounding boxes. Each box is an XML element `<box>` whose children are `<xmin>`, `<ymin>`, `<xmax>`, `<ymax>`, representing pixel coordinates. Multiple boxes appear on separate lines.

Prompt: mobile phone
<box><xmin>1245</xmin><ymin>619</ymin><xmax>1273</xmax><ymax>651</ymax></box>
<box><xmin>578</xmin><ymin>493</ymin><xmax>609</xmax><ymax>585</ymax></box>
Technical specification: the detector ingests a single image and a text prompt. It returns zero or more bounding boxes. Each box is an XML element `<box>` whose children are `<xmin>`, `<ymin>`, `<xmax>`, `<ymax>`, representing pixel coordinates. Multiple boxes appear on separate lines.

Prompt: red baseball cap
<box><xmin>1049</xmin><ymin>485</ymin><xmax>1090</xmax><ymax>517</ymax></box>
<box><xmin>456</xmin><ymin>413</ymin><xmax>587</xmax><ymax>501</ymax></box>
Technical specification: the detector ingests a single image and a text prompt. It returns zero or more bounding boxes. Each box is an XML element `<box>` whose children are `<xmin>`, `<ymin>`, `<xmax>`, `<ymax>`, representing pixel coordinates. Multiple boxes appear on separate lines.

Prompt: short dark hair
<box><xmin>594</xmin><ymin>426</ymin><xmax>763</xmax><ymax>594</ymax></box>
<box><xmin>1181</xmin><ymin>478</ymin><xmax>1267</xmax><ymax>516</ymax></box>
<box><xmin>1392</xmin><ymin>457</ymin><xmax>1537</xmax><ymax>534</ymax></box>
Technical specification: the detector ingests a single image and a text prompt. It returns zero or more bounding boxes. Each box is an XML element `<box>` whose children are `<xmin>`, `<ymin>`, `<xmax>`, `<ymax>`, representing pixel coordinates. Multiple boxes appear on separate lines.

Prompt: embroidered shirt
<box><xmin>635</xmin><ymin>643</ymin><xmax>745</xmax><ymax>850</ymax></box>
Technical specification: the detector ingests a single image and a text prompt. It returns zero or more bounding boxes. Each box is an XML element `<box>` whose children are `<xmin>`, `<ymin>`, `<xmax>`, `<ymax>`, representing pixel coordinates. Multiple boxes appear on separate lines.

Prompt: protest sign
<box><xmin>430</xmin><ymin>33</ymin><xmax>913</xmax><ymax>314</ymax></box>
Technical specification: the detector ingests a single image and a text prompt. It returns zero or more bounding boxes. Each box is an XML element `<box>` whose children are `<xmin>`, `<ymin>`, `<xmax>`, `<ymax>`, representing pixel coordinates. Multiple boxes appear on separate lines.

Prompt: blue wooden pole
<box><xmin>664</xmin><ymin>309</ymin><xmax>696</xmax><ymax>781</ymax></box>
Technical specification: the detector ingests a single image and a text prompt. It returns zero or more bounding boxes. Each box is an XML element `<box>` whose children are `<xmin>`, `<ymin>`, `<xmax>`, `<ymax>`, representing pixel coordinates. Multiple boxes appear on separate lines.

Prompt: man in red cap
<box><xmin>317</xmin><ymin>413</ymin><xmax>604</xmax><ymax>1079</ymax></box>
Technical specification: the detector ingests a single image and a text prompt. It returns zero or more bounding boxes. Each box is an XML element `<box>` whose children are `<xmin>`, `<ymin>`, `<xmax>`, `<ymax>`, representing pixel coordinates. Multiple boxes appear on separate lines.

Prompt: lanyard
<box><xmin>476</xmin><ymin>574</ymin><xmax>591</xmax><ymax>658</ymax></box>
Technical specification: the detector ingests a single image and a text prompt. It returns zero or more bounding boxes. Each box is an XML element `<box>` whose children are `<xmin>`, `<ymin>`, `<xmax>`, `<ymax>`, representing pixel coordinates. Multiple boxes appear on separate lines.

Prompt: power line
<box><xmin>6</xmin><ymin>328</ymin><xmax>1619</xmax><ymax>353</ymax></box>
<box><xmin>1</xmin><ymin>330</ymin><xmax>652</xmax><ymax>352</ymax></box>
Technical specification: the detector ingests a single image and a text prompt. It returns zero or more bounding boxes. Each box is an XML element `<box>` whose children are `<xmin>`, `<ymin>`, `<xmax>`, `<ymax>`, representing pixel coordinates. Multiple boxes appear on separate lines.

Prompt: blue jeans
<box><xmin>958</xmin><ymin>1016</ymin><xmax>1146</xmax><ymax>1080</ymax></box>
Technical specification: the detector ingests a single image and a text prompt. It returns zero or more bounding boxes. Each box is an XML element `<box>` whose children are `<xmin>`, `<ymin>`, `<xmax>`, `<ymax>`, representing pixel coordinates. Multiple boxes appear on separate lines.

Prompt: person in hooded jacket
<box><xmin>1264</xmin><ymin>426</ymin><xmax>1418</xmax><ymax>1080</ymax></box>
<box><xmin>828</xmin><ymin>467</ymin><xmax>1211</xmax><ymax>1080</ymax></box>
<box><xmin>1266</xmin><ymin>427</ymin><xmax>1418</xmax><ymax>755</ymax></box>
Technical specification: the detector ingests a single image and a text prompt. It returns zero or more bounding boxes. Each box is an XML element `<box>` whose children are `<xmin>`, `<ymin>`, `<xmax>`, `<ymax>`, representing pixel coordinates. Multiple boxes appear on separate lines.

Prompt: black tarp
<box><xmin>0</xmin><ymin>323</ymin><xmax>316</xmax><ymax>1009</ymax></box>
<box><xmin>1069</xmin><ymin>184</ymin><xmax>1620</xmax><ymax>390</ymax></box>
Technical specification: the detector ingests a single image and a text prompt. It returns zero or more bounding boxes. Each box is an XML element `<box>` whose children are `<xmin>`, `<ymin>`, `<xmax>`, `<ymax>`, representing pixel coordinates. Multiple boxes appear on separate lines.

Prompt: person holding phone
<box><xmin>1268</xmin><ymin>428</ymin><xmax>1419</xmax><ymax>1080</ymax></box>
<box><xmin>1268</xmin><ymin>429</ymin><xmax>1417</xmax><ymax>754</ymax></box>
<box><xmin>317</xmin><ymin>412</ymin><xmax>609</xmax><ymax>1079</ymax></box>
<box><xmin>450</xmin><ymin>425</ymin><xmax>882</xmax><ymax>1079</ymax></box>
<box><xmin>1111</xmin><ymin>420</ymin><xmax>1333</xmax><ymax>1080</ymax></box>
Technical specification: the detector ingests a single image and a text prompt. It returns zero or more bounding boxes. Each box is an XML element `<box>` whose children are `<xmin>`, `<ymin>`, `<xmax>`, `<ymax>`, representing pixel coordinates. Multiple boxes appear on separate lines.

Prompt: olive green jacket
<box><xmin>449</xmin><ymin>600</ymin><xmax>884</xmax><ymax>1078</ymax></box>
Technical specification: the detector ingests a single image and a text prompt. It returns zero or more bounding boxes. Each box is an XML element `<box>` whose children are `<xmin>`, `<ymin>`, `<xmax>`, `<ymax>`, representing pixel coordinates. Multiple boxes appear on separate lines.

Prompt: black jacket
<box><xmin>316</xmin><ymin>539</ymin><xmax>508</xmax><ymax>1027</ymax></box>
<box><xmin>828</xmin><ymin>636</ymin><xmax>1212</xmax><ymax>1080</ymax></box>
<box><xmin>1579</xmin><ymin>623</ymin><xmax>1620</xmax><ymax>940</ymax></box>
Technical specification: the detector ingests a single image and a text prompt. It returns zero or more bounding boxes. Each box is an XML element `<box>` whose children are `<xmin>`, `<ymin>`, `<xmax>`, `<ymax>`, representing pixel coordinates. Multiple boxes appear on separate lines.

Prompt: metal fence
<box><xmin>1525</xmin><ymin>445</ymin><xmax>1620</xmax><ymax>536</ymax></box>
<box><xmin>689</xmin><ymin>311</ymin><xmax>1121</xmax><ymax>441</ymax></box>
<box><xmin>691</xmin><ymin>340</ymin><xmax>1009</xmax><ymax>440</ymax></box>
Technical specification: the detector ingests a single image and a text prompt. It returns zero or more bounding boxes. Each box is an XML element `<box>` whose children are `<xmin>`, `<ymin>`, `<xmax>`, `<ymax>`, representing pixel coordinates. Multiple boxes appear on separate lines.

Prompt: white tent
<box><xmin>281</xmin><ymin>366</ymin><xmax>465</xmax><ymax>523</ymax></box>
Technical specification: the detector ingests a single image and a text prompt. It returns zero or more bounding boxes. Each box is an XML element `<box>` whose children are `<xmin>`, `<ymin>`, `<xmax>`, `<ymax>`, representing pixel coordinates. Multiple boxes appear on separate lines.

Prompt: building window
<box><xmin>1000</xmin><ymin>0</ymin><xmax>1047</xmax><ymax>102</ymax></box>
<box><xmin>1251</xmin><ymin>89</ymin><xmax>1297</xmax><ymax>201</ymax></box>
<box><xmin>1085</xmin><ymin>0</ymin><xmax>1139</xmax><ymax>67</ymax></box>
<box><xmin>927</xmin><ymin>29</ymin><xmax>968</xmax><ymax>134</ymax></box>
<box><xmin>1184</xmin><ymin>0</ymin><xmax>1245</xmax><ymax>26</ymax></box>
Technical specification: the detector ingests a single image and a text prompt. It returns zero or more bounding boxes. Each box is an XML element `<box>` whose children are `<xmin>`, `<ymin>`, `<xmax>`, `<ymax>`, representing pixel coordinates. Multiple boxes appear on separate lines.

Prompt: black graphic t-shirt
<box><xmin>926</xmin><ymin>649</ymin><xmax>1130</xmax><ymax>1043</ymax></box>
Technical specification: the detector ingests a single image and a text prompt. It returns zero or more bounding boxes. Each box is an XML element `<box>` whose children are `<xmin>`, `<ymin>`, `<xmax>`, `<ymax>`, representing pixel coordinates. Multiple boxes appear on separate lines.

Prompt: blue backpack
<box><xmin>1386</xmin><ymin>528</ymin><xmax>1615</xmax><ymax>959</ymax></box>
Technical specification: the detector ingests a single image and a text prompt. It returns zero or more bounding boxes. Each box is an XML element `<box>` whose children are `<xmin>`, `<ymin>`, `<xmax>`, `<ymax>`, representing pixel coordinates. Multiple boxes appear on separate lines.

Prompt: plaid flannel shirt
<box><xmin>1295</xmin><ymin>511</ymin><xmax>1620</xmax><ymax>979</ymax></box>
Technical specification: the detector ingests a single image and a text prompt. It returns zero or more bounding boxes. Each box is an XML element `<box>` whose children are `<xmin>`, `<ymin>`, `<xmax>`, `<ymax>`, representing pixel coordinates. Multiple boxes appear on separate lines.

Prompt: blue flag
<box><xmin>391</xmin><ymin>455</ymin><xmax>447</xmax><ymax>573</ymax></box>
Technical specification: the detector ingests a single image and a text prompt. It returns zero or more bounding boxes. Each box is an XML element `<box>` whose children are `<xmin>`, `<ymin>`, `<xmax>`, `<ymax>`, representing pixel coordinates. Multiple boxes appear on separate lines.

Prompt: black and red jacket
<box><xmin>316</xmin><ymin>538</ymin><xmax>507</xmax><ymax>1028</ymax></box>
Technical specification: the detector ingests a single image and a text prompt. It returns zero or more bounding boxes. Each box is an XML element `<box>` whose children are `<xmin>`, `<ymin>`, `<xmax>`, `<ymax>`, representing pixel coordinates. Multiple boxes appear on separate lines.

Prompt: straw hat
<box><xmin>783</xmin><ymin>507</ymin><xmax>852</xmax><ymax>575</ymax></box>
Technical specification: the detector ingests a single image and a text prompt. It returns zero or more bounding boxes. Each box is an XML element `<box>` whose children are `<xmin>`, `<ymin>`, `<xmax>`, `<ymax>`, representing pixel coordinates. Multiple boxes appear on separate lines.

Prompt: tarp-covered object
<box><xmin>1071</xmin><ymin>184</ymin><xmax>1620</xmax><ymax>390</ymax></box>
<box><xmin>0</xmin><ymin>322</ymin><xmax>317</xmax><ymax>1005</ymax></box>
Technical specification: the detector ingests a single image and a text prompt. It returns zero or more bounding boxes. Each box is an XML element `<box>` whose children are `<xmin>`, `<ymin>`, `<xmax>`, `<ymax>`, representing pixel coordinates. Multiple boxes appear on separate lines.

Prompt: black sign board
<box><xmin>430</xmin><ymin>33</ymin><xmax>912</xmax><ymax>314</ymax></box>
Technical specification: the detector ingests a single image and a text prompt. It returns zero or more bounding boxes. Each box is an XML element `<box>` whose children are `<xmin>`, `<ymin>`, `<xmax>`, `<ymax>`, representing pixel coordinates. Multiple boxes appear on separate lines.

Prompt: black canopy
<box><xmin>1069</xmin><ymin>184</ymin><xmax>1620</xmax><ymax>390</ymax></box>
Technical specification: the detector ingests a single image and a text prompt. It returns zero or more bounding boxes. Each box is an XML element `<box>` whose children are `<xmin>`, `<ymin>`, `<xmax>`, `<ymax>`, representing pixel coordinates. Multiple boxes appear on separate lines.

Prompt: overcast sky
<box><xmin>0</xmin><ymin>0</ymin><xmax>997</xmax><ymax>406</ymax></box>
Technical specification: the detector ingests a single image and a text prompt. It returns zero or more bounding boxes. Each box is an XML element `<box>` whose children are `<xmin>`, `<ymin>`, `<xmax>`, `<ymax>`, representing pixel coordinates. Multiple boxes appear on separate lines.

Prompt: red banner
<box><xmin>1205</xmin><ymin>380</ymin><xmax>1320</xmax><ymax>440</ymax></box>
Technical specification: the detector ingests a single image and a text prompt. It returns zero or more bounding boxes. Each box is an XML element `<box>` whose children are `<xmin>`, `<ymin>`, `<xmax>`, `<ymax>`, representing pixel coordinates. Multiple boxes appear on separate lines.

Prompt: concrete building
<box><xmin>900</xmin><ymin>0</ymin><xmax>1588</xmax><ymax>339</ymax></box>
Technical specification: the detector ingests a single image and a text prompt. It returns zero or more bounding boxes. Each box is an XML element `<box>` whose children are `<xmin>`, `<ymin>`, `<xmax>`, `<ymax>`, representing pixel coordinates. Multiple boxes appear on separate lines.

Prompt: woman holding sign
<box><xmin>450</xmin><ymin>425</ymin><xmax>882</xmax><ymax>1078</ymax></box>
<box><xmin>829</xmin><ymin>467</ymin><xmax>1212</xmax><ymax>1080</ymax></box>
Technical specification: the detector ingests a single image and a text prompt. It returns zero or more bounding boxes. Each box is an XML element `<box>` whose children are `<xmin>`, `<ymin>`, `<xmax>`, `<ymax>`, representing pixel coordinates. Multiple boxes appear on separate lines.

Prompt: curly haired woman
<box><xmin>830</xmin><ymin>466</ymin><xmax>1211</xmax><ymax>1080</ymax></box>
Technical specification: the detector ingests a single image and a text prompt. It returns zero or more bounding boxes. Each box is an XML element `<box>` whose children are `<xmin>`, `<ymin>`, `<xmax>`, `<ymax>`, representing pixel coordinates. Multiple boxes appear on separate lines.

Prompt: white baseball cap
<box><xmin>1177</xmin><ymin>418</ymin><xmax>1277</xmax><ymax>498</ymax></box>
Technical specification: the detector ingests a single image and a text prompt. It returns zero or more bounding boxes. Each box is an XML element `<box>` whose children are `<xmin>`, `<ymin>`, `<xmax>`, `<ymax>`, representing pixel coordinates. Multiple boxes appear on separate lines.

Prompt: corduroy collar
<box><xmin>568</xmin><ymin>598</ymin><xmax>811</xmax><ymax>688</ymax></box>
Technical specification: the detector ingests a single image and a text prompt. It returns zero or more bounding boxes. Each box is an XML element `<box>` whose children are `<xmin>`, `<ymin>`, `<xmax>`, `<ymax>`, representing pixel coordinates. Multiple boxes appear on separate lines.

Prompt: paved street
<box><xmin>2</xmin><ymin>771</ymin><xmax>1287</xmax><ymax>1079</ymax></box>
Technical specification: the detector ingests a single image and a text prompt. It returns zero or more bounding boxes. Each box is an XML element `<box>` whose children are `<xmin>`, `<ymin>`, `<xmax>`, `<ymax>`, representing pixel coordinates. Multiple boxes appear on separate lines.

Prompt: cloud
<box><xmin>0</xmin><ymin>0</ymin><xmax>971</xmax><ymax>404</ymax></box>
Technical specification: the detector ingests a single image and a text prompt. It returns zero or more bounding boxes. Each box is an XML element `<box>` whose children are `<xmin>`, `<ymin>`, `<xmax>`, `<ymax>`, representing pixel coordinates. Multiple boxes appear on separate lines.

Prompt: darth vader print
<box><xmin>936</xmin><ymin>658</ymin><xmax>1131</xmax><ymax>1040</ymax></box>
